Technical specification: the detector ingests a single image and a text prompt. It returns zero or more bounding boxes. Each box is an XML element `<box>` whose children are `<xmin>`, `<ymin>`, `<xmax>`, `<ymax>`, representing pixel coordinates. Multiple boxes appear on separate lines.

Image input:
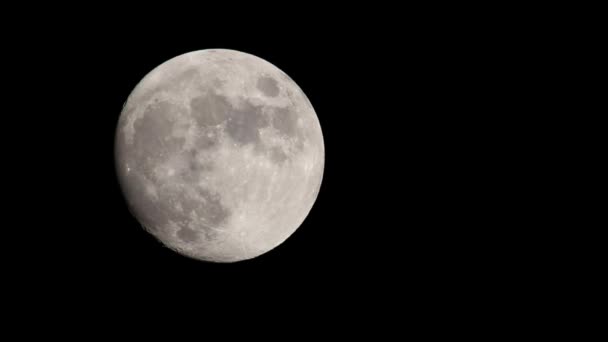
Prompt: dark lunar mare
<box><xmin>116</xmin><ymin>98</ymin><xmax>232</xmax><ymax>242</ymax></box>
<box><xmin>189</xmin><ymin>91</ymin><xmax>272</xmax><ymax>149</ymax></box>
<box><xmin>256</xmin><ymin>76</ymin><xmax>279</xmax><ymax>97</ymax></box>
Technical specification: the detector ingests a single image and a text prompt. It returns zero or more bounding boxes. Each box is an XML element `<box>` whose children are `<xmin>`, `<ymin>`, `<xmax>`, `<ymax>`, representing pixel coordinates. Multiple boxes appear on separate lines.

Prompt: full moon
<box><xmin>115</xmin><ymin>49</ymin><xmax>324</xmax><ymax>263</ymax></box>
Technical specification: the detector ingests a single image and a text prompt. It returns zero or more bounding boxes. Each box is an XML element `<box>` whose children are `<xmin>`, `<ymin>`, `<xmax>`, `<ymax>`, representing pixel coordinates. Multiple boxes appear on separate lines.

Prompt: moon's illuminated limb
<box><xmin>115</xmin><ymin>49</ymin><xmax>324</xmax><ymax>262</ymax></box>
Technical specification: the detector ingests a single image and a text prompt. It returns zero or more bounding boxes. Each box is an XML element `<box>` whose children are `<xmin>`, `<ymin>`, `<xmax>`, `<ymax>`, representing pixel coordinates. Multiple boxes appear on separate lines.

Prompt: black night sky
<box><xmin>5</xmin><ymin>10</ymin><xmax>528</xmax><ymax>323</ymax></box>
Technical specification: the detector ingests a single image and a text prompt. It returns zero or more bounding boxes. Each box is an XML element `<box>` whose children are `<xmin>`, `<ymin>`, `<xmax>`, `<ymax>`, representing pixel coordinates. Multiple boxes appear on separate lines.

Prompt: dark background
<box><xmin>3</xmin><ymin>10</ymin><xmax>534</xmax><ymax>319</ymax></box>
<box><xmin>1</xmin><ymin>5</ymin><xmax>595</xmax><ymax>338</ymax></box>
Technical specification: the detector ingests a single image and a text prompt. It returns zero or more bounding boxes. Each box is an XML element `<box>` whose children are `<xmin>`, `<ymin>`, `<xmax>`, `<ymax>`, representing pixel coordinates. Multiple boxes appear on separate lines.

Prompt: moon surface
<box><xmin>115</xmin><ymin>49</ymin><xmax>324</xmax><ymax>262</ymax></box>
